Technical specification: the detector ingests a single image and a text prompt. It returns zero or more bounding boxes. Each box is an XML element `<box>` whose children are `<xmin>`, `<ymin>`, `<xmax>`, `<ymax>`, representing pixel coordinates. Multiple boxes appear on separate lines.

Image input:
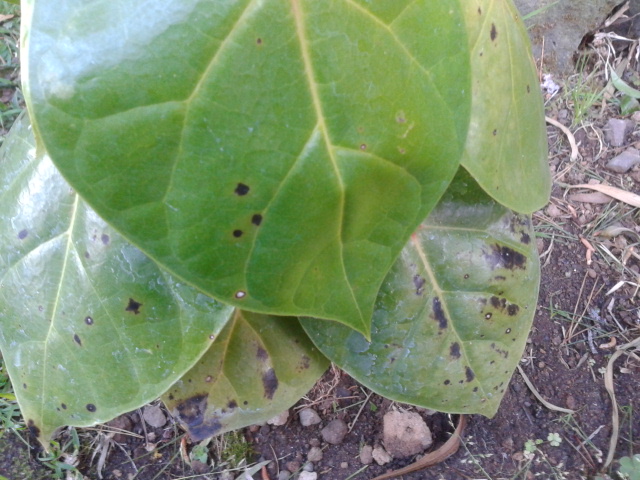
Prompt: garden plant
<box><xmin>0</xmin><ymin>0</ymin><xmax>551</xmax><ymax>447</ymax></box>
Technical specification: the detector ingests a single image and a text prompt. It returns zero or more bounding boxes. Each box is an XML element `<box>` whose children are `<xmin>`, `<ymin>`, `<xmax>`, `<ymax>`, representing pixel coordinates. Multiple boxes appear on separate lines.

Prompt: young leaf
<box><xmin>23</xmin><ymin>0</ymin><xmax>472</xmax><ymax>336</ymax></box>
<box><xmin>301</xmin><ymin>168</ymin><xmax>540</xmax><ymax>416</ymax></box>
<box><xmin>0</xmin><ymin>114</ymin><xmax>235</xmax><ymax>442</ymax></box>
<box><xmin>162</xmin><ymin>311</ymin><xmax>328</xmax><ymax>441</ymax></box>
<box><xmin>460</xmin><ymin>0</ymin><xmax>551</xmax><ymax>213</ymax></box>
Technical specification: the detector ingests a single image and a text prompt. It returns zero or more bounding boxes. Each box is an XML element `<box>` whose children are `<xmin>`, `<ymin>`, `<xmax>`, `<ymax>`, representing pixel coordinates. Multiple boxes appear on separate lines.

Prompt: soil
<box><xmin>1</xmin><ymin>5</ymin><xmax>640</xmax><ymax>480</ymax></box>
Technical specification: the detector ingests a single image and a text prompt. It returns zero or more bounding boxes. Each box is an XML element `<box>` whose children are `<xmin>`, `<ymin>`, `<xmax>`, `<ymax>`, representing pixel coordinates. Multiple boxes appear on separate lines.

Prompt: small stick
<box><xmin>517</xmin><ymin>365</ymin><xmax>575</xmax><ymax>414</ymax></box>
<box><xmin>546</xmin><ymin>116</ymin><xmax>581</xmax><ymax>161</ymax></box>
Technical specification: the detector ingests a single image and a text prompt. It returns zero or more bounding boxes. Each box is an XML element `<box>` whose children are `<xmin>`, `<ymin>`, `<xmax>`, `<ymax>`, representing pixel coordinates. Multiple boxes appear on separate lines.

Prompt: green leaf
<box><xmin>302</xmin><ymin>167</ymin><xmax>540</xmax><ymax>416</ymax></box>
<box><xmin>162</xmin><ymin>311</ymin><xmax>328</xmax><ymax>441</ymax></box>
<box><xmin>460</xmin><ymin>0</ymin><xmax>550</xmax><ymax>213</ymax></box>
<box><xmin>0</xmin><ymin>113</ymin><xmax>235</xmax><ymax>442</ymax></box>
<box><xmin>23</xmin><ymin>0</ymin><xmax>472</xmax><ymax>336</ymax></box>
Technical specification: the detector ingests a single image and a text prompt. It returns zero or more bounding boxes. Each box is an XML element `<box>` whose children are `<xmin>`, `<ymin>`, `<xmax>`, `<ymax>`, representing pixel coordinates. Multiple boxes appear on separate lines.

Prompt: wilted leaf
<box><xmin>163</xmin><ymin>311</ymin><xmax>328</xmax><ymax>441</ymax></box>
<box><xmin>0</xmin><ymin>114</ymin><xmax>234</xmax><ymax>442</ymax></box>
<box><xmin>302</xmin><ymin>168</ymin><xmax>540</xmax><ymax>416</ymax></box>
<box><xmin>460</xmin><ymin>0</ymin><xmax>550</xmax><ymax>213</ymax></box>
<box><xmin>23</xmin><ymin>0</ymin><xmax>472</xmax><ymax>335</ymax></box>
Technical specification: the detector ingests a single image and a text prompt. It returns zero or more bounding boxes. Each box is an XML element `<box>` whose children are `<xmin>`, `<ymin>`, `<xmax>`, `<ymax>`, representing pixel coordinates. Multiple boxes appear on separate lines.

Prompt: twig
<box><xmin>546</xmin><ymin>116</ymin><xmax>581</xmax><ymax>161</ymax></box>
<box><xmin>517</xmin><ymin>364</ymin><xmax>576</xmax><ymax>414</ymax></box>
<box><xmin>348</xmin><ymin>389</ymin><xmax>374</xmax><ymax>433</ymax></box>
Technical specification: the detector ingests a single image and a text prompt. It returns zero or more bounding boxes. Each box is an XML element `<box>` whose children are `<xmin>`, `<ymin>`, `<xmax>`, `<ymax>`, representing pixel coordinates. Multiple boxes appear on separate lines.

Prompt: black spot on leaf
<box><xmin>101</xmin><ymin>234</ymin><xmax>110</xmax><ymax>245</ymax></box>
<box><xmin>176</xmin><ymin>393</ymin><xmax>208</xmax><ymax>425</ymax></box>
<box><xmin>125</xmin><ymin>298</ymin><xmax>142</xmax><ymax>314</ymax></box>
<box><xmin>473</xmin><ymin>387</ymin><xmax>478</xmax><ymax>393</ymax></box>
<box><xmin>490</xmin><ymin>23</ymin><xmax>497</xmax><ymax>41</ymax></box>
<box><xmin>256</xmin><ymin>38</ymin><xmax>262</xmax><ymax>45</ymax></box>
<box><xmin>228</xmin><ymin>400</ymin><xmax>237</xmax><ymax>409</ymax></box>
<box><xmin>243</xmin><ymin>401</ymin><xmax>248</xmax><ymax>406</ymax></box>
<box><xmin>23</xmin><ymin>383</ymin><xmax>27</xmax><ymax>389</ymax></box>
<box><xmin>450</xmin><ymin>342</ymin><xmax>461</xmax><ymax>359</ymax></box>
<box><xmin>520</xmin><ymin>232</ymin><xmax>531</xmax><ymax>244</ymax></box>
<box><xmin>527</xmin><ymin>84</ymin><xmax>531</xmax><ymax>93</ymax></box>
<box><xmin>86</xmin><ymin>404</ymin><xmax>96</xmax><ymax>412</ymax></box>
<box><xmin>444</xmin><ymin>379</ymin><xmax>450</xmax><ymax>385</ymax></box>
<box><xmin>493</xmin><ymin>129</ymin><xmax>498</xmax><ymax>136</ymax></box>
<box><xmin>485</xmin><ymin>244</ymin><xmax>526</xmax><ymax>270</ymax></box>
<box><xmin>256</xmin><ymin>346</ymin><xmax>268</xmax><ymax>361</ymax></box>
<box><xmin>84</xmin><ymin>251</ymin><xmax>90</xmax><ymax>259</ymax></box>
<box><xmin>27</xmin><ymin>420</ymin><xmax>40</xmax><ymax>438</ymax></box>
<box><xmin>478</xmin><ymin>7</ymin><xmax>482</xmax><ymax>14</ymax></box>
<box><xmin>235</xmin><ymin>183</ymin><xmax>250</xmax><ymax>196</ymax></box>
<box><xmin>252</xmin><ymin>214</ymin><xmax>263</xmax><ymax>226</ymax></box>
<box><xmin>61</xmin><ymin>403</ymin><xmax>67</xmax><ymax>409</ymax></box>
<box><xmin>413</xmin><ymin>275</ymin><xmax>426</xmax><ymax>295</ymax></box>
<box><xmin>85</xmin><ymin>316</ymin><xmax>94</xmax><ymax>325</ymax></box>
<box><xmin>465</xmin><ymin>366</ymin><xmax>475</xmax><ymax>382</ymax></box>
<box><xmin>485</xmin><ymin>313</ymin><xmax>492</xmax><ymax>319</ymax></box>
<box><xmin>262</xmin><ymin>368</ymin><xmax>279</xmax><ymax>399</ymax></box>
<box><xmin>233</xmin><ymin>229</ymin><xmax>243</xmax><ymax>238</ymax></box>
<box><xmin>18</xmin><ymin>229</ymin><xmax>28</xmax><ymax>240</ymax></box>
<box><xmin>505</xmin><ymin>328</ymin><xmax>512</xmax><ymax>334</ymax></box>
<box><xmin>507</xmin><ymin>304</ymin><xmax>520</xmax><ymax>316</ymax></box>
<box><xmin>464</xmin><ymin>274</ymin><xmax>470</xmax><ymax>279</ymax></box>
<box><xmin>494</xmin><ymin>275</ymin><xmax>506</xmax><ymax>281</ymax></box>
<box><xmin>432</xmin><ymin>297</ymin><xmax>447</xmax><ymax>330</ymax></box>
<box><xmin>73</xmin><ymin>334</ymin><xmax>82</xmax><ymax>346</ymax></box>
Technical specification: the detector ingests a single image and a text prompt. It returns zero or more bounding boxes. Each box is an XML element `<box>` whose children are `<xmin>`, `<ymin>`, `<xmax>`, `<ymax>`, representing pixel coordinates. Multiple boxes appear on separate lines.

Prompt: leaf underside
<box><xmin>0</xmin><ymin>114</ymin><xmax>235</xmax><ymax>442</ymax></box>
<box><xmin>302</xmin><ymin>167</ymin><xmax>540</xmax><ymax>417</ymax></box>
<box><xmin>460</xmin><ymin>0</ymin><xmax>551</xmax><ymax>212</ymax></box>
<box><xmin>162</xmin><ymin>311</ymin><xmax>329</xmax><ymax>441</ymax></box>
<box><xmin>24</xmin><ymin>0</ymin><xmax>472</xmax><ymax>336</ymax></box>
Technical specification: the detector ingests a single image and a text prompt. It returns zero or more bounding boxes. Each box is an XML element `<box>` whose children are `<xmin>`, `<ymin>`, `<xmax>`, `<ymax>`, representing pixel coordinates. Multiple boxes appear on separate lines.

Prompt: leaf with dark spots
<box><xmin>234</xmin><ymin>183</ymin><xmax>250</xmax><ymax>196</ymax></box>
<box><xmin>84</xmin><ymin>316</ymin><xmax>93</xmax><ymax>325</ymax></box>
<box><xmin>485</xmin><ymin>244</ymin><xmax>526</xmax><ymax>270</ymax></box>
<box><xmin>251</xmin><ymin>214</ymin><xmax>263</xmax><ymax>226</ymax></box>
<box><xmin>432</xmin><ymin>297</ymin><xmax>447</xmax><ymax>330</ymax></box>
<box><xmin>61</xmin><ymin>403</ymin><xmax>67</xmax><ymax>410</ymax></box>
<box><xmin>100</xmin><ymin>233</ymin><xmax>110</xmax><ymax>245</ymax></box>
<box><xmin>162</xmin><ymin>311</ymin><xmax>328</xmax><ymax>440</ymax></box>
<box><xmin>465</xmin><ymin>366</ymin><xmax>475</xmax><ymax>382</ymax></box>
<box><xmin>490</xmin><ymin>23</ymin><xmax>497</xmax><ymax>41</ymax></box>
<box><xmin>18</xmin><ymin>229</ymin><xmax>28</xmax><ymax>240</ymax></box>
<box><xmin>450</xmin><ymin>342</ymin><xmax>461</xmax><ymax>359</ymax></box>
<box><xmin>86</xmin><ymin>404</ymin><xmax>96</xmax><ymax>412</ymax></box>
<box><xmin>520</xmin><ymin>232</ymin><xmax>530</xmax><ymax>244</ymax></box>
<box><xmin>507</xmin><ymin>304</ymin><xmax>520</xmax><ymax>316</ymax></box>
<box><xmin>27</xmin><ymin>419</ymin><xmax>41</xmax><ymax>438</ymax></box>
<box><xmin>233</xmin><ymin>229</ymin><xmax>243</xmax><ymax>238</ymax></box>
<box><xmin>73</xmin><ymin>334</ymin><xmax>82</xmax><ymax>346</ymax></box>
<box><xmin>176</xmin><ymin>393</ymin><xmax>208</xmax><ymax>425</ymax></box>
<box><xmin>125</xmin><ymin>298</ymin><xmax>142</xmax><ymax>314</ymax></box>
<box><xmin>262</xmin><ymin>368</ymin><xmax>278</xmax><ymax>400</ymax></box>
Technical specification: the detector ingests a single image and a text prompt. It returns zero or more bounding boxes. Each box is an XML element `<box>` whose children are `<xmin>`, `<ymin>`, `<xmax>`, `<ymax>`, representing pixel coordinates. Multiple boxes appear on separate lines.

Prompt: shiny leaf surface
<box><xmin>460</xmin><ymin>0</ymin><xmax>550</xmax><ymax>212</ymax></box>
<box><xmin>302</xmin><ymin>168</ymin><xmax>540</xmax><ymax>416</ymax></box>
<box><xmin>162</xmin><ymin>311</ymin><xmax>328</xmax><ymax>441</ymax></box>
<box><xmin>23</xmin><ymin>0</ymin><xmax>472</xmax><ymax>336</ymax></box>
<box><xmin>0</xmin><ymin>114</ymin><xmax>234</xmax><ymax>441</ymax></box>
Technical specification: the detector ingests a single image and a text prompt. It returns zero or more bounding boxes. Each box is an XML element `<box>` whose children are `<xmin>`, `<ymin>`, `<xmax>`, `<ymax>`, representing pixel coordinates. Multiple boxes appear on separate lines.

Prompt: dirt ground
<box><xmin>1</xmin><ymin>6</ymin><xmax>640</xmax><ymax>480</ymax></box>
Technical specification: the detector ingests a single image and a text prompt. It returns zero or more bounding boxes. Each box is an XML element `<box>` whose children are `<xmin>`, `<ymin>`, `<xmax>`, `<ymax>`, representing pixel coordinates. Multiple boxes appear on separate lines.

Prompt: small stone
<box><xmin>142</xmin><ymin>404</ymin><xmax>166</xmax><ymax>428</ymax></box>
<box><xmin>277</xmin><ymin>471</ymin><xmax>291</xmax><ymax>480</ymax></box>
<box><xmin>536</xmin><ymin>238</ymin><xmax>545</xmax><ymax>255</ymax></box>
<box><xmin>307</xmin><ymin>446</ymin><xmax>323</xmax><ymax>463</ymax></box>
<box><xmin>302</xmin><ymin>462</ymin><xmax>314</xmax><ymax>472</ymax></box>
<box><xmin>372</xmin><ymin>445</ymin><xmax>392</xmax><ymax>466</ymax></box>
<box><xmin>298</xmin><ymin>472</ymin><xmax>317</xmax><ymax>480</ymax></box>
<box><xmin>566</xmin><ymin>395</ymin><xmax>577</xmax><ymax>410</ymax></box>
<box><xmin>587</xmin><ymin>268</ymin><xmax>597</xmax><ymax>279</ymax></box>
<box><xmin>605</xmin><ymin>118</ymin><xmax>632</xmax><ymax>147</ymax></box>
<box><xmin>299</xmin><ymin>408</ymin><xmax>322</xmax><ymax>427</ymax></box>
<box><xmin>360</xmin><ymin>445</ymin><xmax>373</xmax><ymax>465</ymax></box>
<box><xmin>382</xmin><ymin>410</ymin><xmax>432</xmax><ymax>458</ymax></box>
<box><xmin>267</xmin><ymin>410</ymin><xmax>289</xmax><ymax>426</ymax></box>
<box><xmin>502</xmin><ymin>437</ymin><xmax>514</xmax><ymax>451</ymax></box>
<box><xmin>219</xmin><ymin>472</ymin><xmax>234</xmax><ymax>480</ymax></box>
<box><xmin>191</xmin><ymin>460</ymin><xmax>209</xmax><ymax>474</ymax></box>
<box><xmin>321</xmin><ymin>419</ymin><xmax>348</xmax><ymax>445</ymax></box>
<box><xmin>606</xmin><ymin>148</ymin><xmax>640</xmax><ymax>173</ymax></box>
<box><xmin>546</xmin><ymin>204</ymin><xmax>563</xmax><ymax>218</ymax></box>
<box><xmin>309</xmin><ymin>438</ymin><xmax>321</xmax><ymax>448</ymax></box>
<box><xmin>106</xmin><ymin>415</ymin><xmax>133</xmax><ymax>443</ymax></box>
<box><xmin>285</xmin><ymin>461</ymin><xmax>301</xmax><ymax>473</ymax></box>
<box><xmin>341</xmin><ymin>462</ymin><xmax>349</xmax><ymax>469</ymax></box>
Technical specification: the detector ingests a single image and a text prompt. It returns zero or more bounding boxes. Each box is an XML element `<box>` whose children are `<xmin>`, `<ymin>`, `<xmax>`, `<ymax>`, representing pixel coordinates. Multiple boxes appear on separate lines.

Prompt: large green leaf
<box><xmin>460</xmin><ymin>0</ymin><xmax>550</xmax><ymax>213</ymax></box>
<box><xmin>162</xmin><ymin>311</ymin><xmax>328</xmax><ymax>441</ymax></box>
<box><xmin>22</xmin><ymin>0</ymin><xmax>472</xmax><ymax>336</ymax></box>
<box><xmin>301</xmin><ymin>168</ymin><xmax>539</xmax><ymax>416</ymax></box>
<box><xmin>0</xmin><ymin>113</ymin><xmax>235</xmax><ymax>442</ymax></box>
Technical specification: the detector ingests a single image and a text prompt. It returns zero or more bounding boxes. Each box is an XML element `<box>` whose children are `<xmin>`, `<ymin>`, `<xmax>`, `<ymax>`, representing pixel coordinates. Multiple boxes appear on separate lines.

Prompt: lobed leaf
<box><xmin>460</xmin><ymin>0</ymin><xmax>551</xmax><ymax>213</ymax></box>
<box><xmin>302</xmin><ymin>168</ymin><xmax>540</xmax><ymax>416</ymax></box>
<box><xmin>23</xmin><ymin>0</ymin><xmax>472</xmax><ymax>336</ymax></box>
<box><xmin>162</xmin><ymin>310</ymin><xmax>329</xmax><ymax>441</ymax></box>
<box><xmin>0</xmin><ymin>114</ymin><xmax>235</xmax><ymax>442</ymax></box>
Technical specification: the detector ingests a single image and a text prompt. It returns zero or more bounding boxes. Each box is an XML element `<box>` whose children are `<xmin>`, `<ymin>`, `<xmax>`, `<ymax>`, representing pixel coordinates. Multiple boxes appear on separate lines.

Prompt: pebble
<box><xmin>285</xmin><ymin>461</ymin><xmax>301</xmax><ymax>473</ymax></box>
<box><xmin>277</xmin><ymin>471</ymin><xmax>291</xmax><ymax>480</ymax></box>
<box><xmin>382</xmin><ymin>410</ymin><xmax>432</xmax><ymax>458</ymax></box>
<box><xmin>309</xmin><ymin>438</ymin><xmax>320</xmax><ymax>448</ymax></box>
<box><xmin>307</xmin><ymin>446</ymin><xmax>323</xmax><ymax>463</ymax></box>
<box><xmin>341</xmin><ymin>462</ymin><xmax>348</xmax><ymax>469</ymax></box>
<box><xmin>566</xmin><ymin>394</ymin><xmax>577</xmax><ymax>410</ymax></box>
<box><xmin>142</xmin><ymin>404</ymin><xmax>166</xmax><ymax>428</ymax></box>
<box><xmin>546</xmin><ymin>204</ymin><xmax>563</xmax><ymax>218</ymax></box>
<box><xmin>360</xmin><ymin>445</ymin><xmax>373</xmax><ymax>465</ymax></box>
<box><xmin>302</xmin><ymin>462</ymin><xmax>314</xmax><ymax>472</ymax></box>
<box><xmin>605</xmin><ymin>118</ymin><xmax>633</xmax><ymax>147</ymax></box>
<box><xmin>321</xmin><ymin>419</ymin><xmax>348</xmax><ymax>445</ymax></box>
<box><xmin>372</xmin><ymin>445</ymin><xmax>392</xmax><ymax>465</ymax></box>
<box><xmin>298</xmin><ymin>472</ymin><xmax>317</xmax><ymax>480</ymax></box>
<box><xmin>299</xmin><ymin>408</ymin><xmax>322</xmax><ymax>427</ymax></box>
<box><xmin>606</xmin><ymin>148</ymin><xmax>640</xmax><ymax>173</ymax></box>
<box><xmin>106</xmin><ymin>415</ymin><xmax>133</xmax><ymax>443</ymax></box>
<box><xmin>267</xmin><ymin>410</ymin><xmax>289</xmax><ymax>426</ymax></box>
<box><xmin>587</xmin><ymin>268</ymin><xmax>597</xmax><ymax>279</ymax></box>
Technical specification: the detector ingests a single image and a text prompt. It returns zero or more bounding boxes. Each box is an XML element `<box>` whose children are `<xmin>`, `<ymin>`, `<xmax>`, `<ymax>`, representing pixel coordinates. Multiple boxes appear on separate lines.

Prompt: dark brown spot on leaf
<box><xmin>450</xmin><ymin>342</ymin><xmax>461</xmax><ymax>359</ymax></box>
<box><xmin>125</xmin><ymin>298</ymin><xmax>142</xmax><ymax>314</ymax></box>
<box><xmin>85</xmin><ymin>316</ymin><xmax>93</xmax><ymax>325</ymax></box>
<box><xmin>464</xmin><ymin>274</ymin><xmax>470</xmax><ymax>279</ymax></box>
<box><xmin>505</xmin><ymin>328</ymin><xmax>512</xmax><ymax>334</ymax></box>
<box><xmin>256</xmin><ymin>346</ymin><xmax>268</xmax><ymax>361</ymax></box>
<box><xmin>492</xmin><ymin>129</ymin><xmax>498</xmax><ymax>136</ymax></box>
<box><xmin>61</xmin><ymin>403</ymin><xmax>67</xmax><ymax>409</ymax></box>
<box><xmin>413</xmin><ymin>274</ymin><xmax>426</xmax><ymax>295</ymax></box>
<box><xmin>527</xmin><ymin>84</ymin><xmax>531</xmax><ymax>93</ymax></box>
<box><xmin>227</xmin><ymin>400</ymin><xmax>237</xmax><ymax>409</ymax></box>
<box><xmin>23</xmin><ymin>383</ymin><xmax>27</xmax><ymax>389</ymax></box>
<box><xmin>175</xmin><ymin>393</ymin><xmax>223</xmax><ymax>441</ymax></box>
<box><xmin>252</xmin><ymin>214</ymin><xmax>263</xmax><ymax>226</ymax></box>
<box><xmin>73</xmin><ymin>334</ymin><xmax>82</xmax><ymax>346</ymax></box>
<box><xmin>233</xmin><ymin>229</ymin><xmax>243</xmax><ymax>238</ymax></box>
<box><xmin>473</xmin><ymin>387</ymin><xmax>478</xmax><ymax>393</ymax></box>
<box><xmin>262</xmin><ymin>368</ymin><xmax>278</xmax><ymax>399</ymax></box>
<box><xmin>494</xmin><ymin>275</ymin><xmax>506</xmax><ymax>281</ymax></box>
<box><xmin>235</xmin><ymin>183</ymin><xmax>250</xmax><ymax>196</ymax></box>
<box><xmin>507</xmin><ymin>304</ymin><xmax>520</xmax><ymax>316</ymax></box>
<box><xmin>256</xmin><ymin>38</ymin><xmax>262</xmax><ymax>45</ymax></box>
<box><xmin>485</xmin><ymin>244</ymin><xmax>526</xmax><ymax>270</ymax></box>
<box><xmin>478</xmin><ymin>7</ymin><xmax>482</xmax><ymax>14</ymax></box>
<box><xmin>27</xmin><ymin>420</ymin><xmax>40</xmax><ymax>438</ymax></box>
<box><xmin>490</xmin><ymin>23</ymin><xmax>497</xmax><ymax>41</ymax></box>
<box><xmin>444</xmin><ymin>379</ymin><xmax>450</xmax><ymax>385</ymax></box>
<box><xmin>520</xmin><ymin>232</ymin><xmax>531</xmax><ymax>244</ymax></box>
<box><xmin>86</xmin><ymin>404</ymin><xmax>96</xmax><ymax>412</ymax></box>
<box><xmin>432</xmin><ymin>297</ymin><xmax>447</xmax><ymax>330</ymax></box>
<box><xmin>465</xmin><ymin>366</ymin><xmax>475</xmax><ymax>382</ymax></box>
<box><xmin>101</xmin><ymin>233</ymin><xmax>110</xmax><ymax>245</ymax></box>
<box><xmin>18</xmin><ymin>229</ymin><xmax>28</xmax><ymax>240</ymax></box>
